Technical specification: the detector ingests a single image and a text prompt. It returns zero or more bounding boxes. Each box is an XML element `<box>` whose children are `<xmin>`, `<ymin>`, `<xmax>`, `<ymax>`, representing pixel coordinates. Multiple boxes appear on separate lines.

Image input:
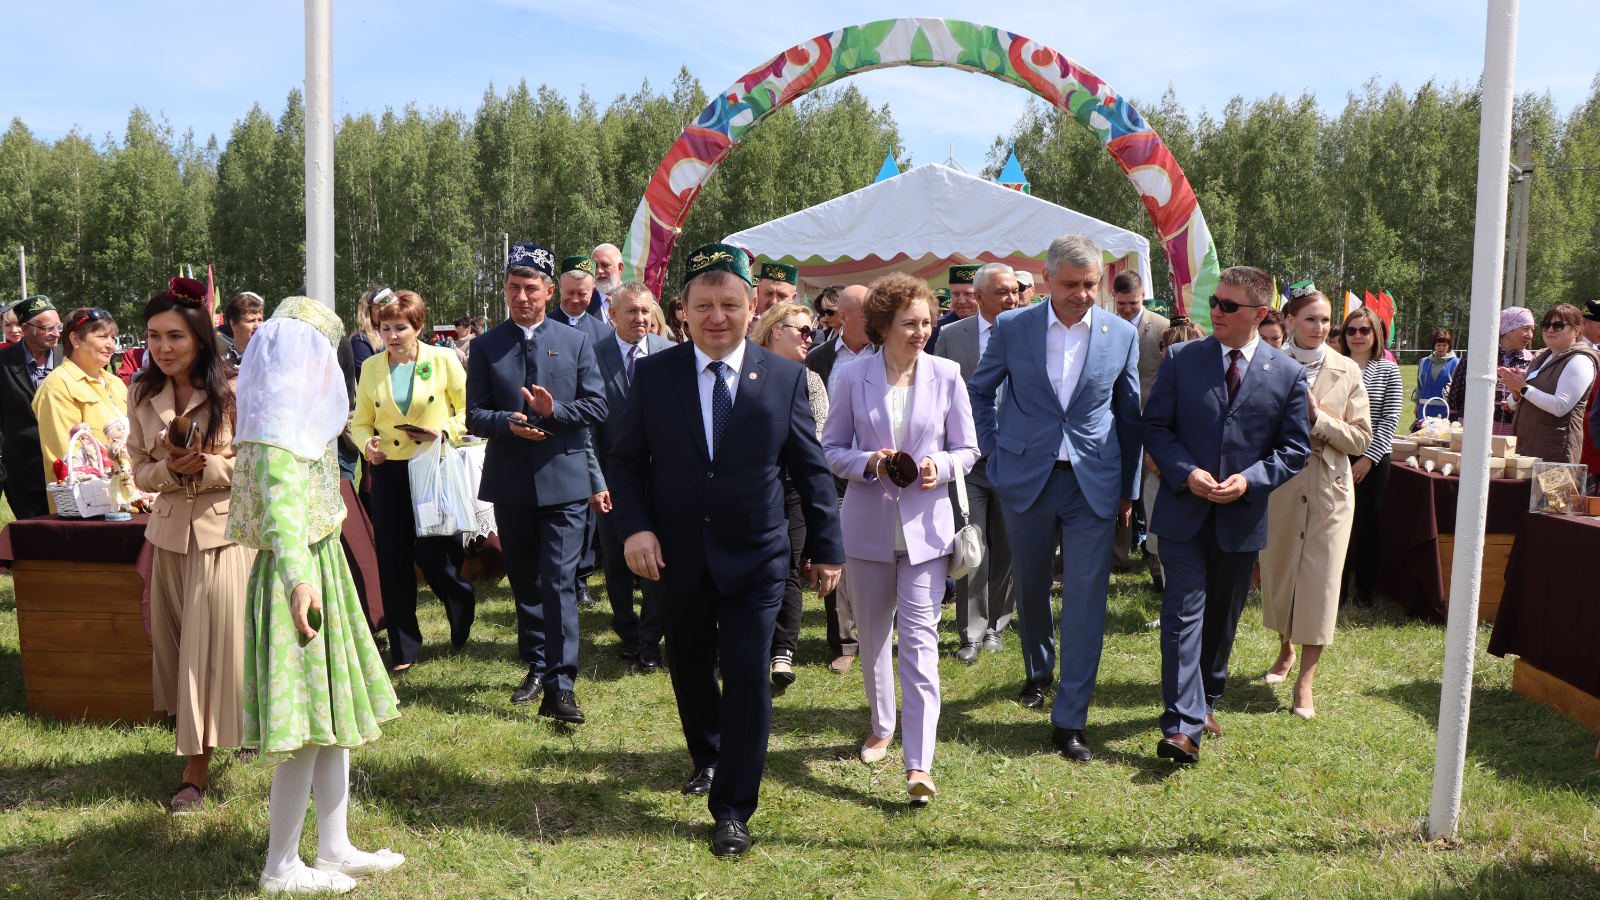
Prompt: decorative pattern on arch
<box><xmin>620</xmin><ymin>17</ymin><xmax>1219</xmax><ymax>320</ymax></box>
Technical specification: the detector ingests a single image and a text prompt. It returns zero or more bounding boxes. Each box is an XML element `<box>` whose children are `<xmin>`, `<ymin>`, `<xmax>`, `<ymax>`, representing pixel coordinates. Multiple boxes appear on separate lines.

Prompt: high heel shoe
<box><xmin>907</xmin><ymin>777</ymin><xmax>937</xmax><ymax>804</ymax></box>
<box><xmin>1292</xmin><ymin>683</ymin><xmax>1314</xmax><ymax>719</ymax></box>
<box><xmin>1292</xmin><ymin>707</ymin><xmax>1315</xmax><ymax>720</ymax></box>
<box><xmin>1264</xmin><ymin>671</ymin><xmax>1289</xmax><ymax>685</ymax></box>
<box><xmin>859</xmin><ymin>739</ymin><xmax>889</xmax><ymax>763</ymax></box>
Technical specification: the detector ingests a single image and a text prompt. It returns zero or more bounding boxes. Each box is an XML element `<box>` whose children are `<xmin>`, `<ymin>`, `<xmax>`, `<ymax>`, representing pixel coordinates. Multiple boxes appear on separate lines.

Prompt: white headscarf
<box><xmin>234</xmin><ymin>317</ymin><xmax>349</xmax><ymax>461</ymax></box>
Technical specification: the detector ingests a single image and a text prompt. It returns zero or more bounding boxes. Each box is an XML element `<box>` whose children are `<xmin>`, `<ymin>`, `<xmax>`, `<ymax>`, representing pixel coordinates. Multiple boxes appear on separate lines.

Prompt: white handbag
<box><xmin>948</xmin><ymin>464</ymin><xmax>984</xmax><ymax>580</ymax></box>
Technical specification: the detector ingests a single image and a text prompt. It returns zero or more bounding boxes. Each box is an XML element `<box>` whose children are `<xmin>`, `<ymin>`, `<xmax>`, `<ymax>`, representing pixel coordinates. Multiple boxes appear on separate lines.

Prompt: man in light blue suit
<box><xmin>969</xmin><ymin>233</ymin><xmax>1143</xmax><ymax>763</ymax></box>
<box><xmin>1144</xmin><ymin>265</ymin><xmax>1310</xmax><ymax>764</ymax></box>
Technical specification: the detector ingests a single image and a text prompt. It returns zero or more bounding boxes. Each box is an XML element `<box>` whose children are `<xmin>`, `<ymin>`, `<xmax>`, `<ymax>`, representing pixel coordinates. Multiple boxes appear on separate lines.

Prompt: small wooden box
<box><xmin>1421</xmin><ymin>447</ymin><xmax>1442</xmax><ymax>466</ymax></box>
<box><xmin>1449</xmin><ymin>433</ymin><xmax>1464</xmax><ymax>452</ymax></box>
<box><xmin>1505</xmin><ymin>456</ymin><xmax>1540</xmax><ymax>478</ymax></box>
<box><xmin>1493</xmin><ymin>435</ymin><xmax>1518</xmax><ymax>457</ymax></box>
<box><xmin>1586</xmin><ymin>496</ymin><xmax>1600</xmax><ymax>516</ymax></box>
<box><xmin>1392</xmin><ymin>439</ymin><xmax>1419</xmax><ymax>458</ymax></box>
<box><xmin>1487</xmin><ymin>458</ymin><xmax>1506</xmax><ymax>478</ymax></box>
<box><xmin>1438</xmin><ymin>450</ymin><xmax>1462</xmax><ymax>469</ymax></box>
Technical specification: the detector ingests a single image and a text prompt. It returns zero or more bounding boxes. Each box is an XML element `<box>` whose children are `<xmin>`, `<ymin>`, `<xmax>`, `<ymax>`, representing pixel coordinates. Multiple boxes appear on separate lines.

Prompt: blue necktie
<box><xmin>708</xmin><ymin>360</ymin><xmax>731</xmax><ymax>455</ymax></box>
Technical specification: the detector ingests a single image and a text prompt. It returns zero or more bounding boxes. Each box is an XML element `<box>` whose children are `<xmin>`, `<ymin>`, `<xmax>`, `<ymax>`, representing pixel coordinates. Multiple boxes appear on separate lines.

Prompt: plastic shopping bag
<box><xmin>455</xmin><ymin>440</ymin><xmax>497</xmax><ymax>540</ymax></box>
<box><xmin>408</xmin><ymin>437</ymin><xmax>475</xmax><ymax>537</ymax></box>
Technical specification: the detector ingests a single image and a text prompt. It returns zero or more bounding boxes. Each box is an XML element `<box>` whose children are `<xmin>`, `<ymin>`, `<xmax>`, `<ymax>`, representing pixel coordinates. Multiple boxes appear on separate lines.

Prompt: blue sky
<box><xmin>2</xmin><ymin>1</ymin><xmax>1597</xmax><ymax>175</ymax></box>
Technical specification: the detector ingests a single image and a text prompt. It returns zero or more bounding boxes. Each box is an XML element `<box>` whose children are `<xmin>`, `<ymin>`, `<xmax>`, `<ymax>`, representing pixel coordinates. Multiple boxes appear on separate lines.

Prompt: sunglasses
<box><xmin>65</xmin><ymin>308</ymin><xmax>113</xmax><ymax>334</ymax></box>
<box><xmin>784</xmin><ymin>323</ymin><xmax>814</xmax><ymax>339</ymax></box>
<box><xmin>1208</xmin><ymin>296</ymin><xmax>1267</xmax><ymax>314</ymax></box>
<box><xmin>1542</xmin><ymin>320</ymin><xmax>1571</xmax><ymax>332</ymax></box>
<box><xmin>1345</xmin><ymin>326</ymin><xmax>1374</xmax><ymax>338</ymax></box>
<box><xmin>818</xmin><ymin>308</ymin><xmax>837</xmax><ymax>318</ymax></box>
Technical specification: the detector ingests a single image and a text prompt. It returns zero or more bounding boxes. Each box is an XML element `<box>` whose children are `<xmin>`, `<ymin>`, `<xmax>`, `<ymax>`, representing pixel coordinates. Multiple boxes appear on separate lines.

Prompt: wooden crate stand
<box><xmin>13</xmin><ymin>560</ymin><xmax>162</xmax><ymax>725</ymax></box>
<box><xmin>1437</xmin><ymin>532</ymin><xmax>1515</xmax><ymax>623</ymax></box>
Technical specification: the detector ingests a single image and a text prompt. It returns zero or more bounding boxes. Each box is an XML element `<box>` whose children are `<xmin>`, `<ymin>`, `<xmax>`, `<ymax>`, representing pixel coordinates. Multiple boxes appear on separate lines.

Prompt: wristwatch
<box><xmin>1519</xmin><ymin>385</ymin><xmax>1530</xmax><ymax>397</ymax></box>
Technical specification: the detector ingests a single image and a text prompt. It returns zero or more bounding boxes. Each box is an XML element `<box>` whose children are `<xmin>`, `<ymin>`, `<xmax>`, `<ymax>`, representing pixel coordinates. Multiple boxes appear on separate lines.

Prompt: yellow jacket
<box><xmin>350</xmin><ymin>342</ymin><xmax>467</xmax><ymax>462</ymax></box>
<box><xmin>33</xmin><ymin>357</ymin><xmax>128</xmax><ymax>489</ymax></box>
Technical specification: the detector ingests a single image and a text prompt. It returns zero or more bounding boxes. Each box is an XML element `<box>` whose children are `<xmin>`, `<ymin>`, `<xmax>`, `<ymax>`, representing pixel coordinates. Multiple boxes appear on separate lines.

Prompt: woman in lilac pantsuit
<box><xmin>820</xmin><ymin>274</ymin><xmax>978</xmax><ymax>804</ymax></box>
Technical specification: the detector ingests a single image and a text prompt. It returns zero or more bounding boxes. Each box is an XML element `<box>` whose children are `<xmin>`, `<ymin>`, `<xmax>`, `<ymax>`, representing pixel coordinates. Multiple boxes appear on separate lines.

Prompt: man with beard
<box><xmin>591</xmin><ymin>243</ymin><xmax>624</xmax><ymax>320</ymax></box>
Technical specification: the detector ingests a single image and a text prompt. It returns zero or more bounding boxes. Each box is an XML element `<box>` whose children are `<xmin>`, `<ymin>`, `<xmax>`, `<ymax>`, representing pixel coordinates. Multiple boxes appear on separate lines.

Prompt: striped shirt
<box><xmin>1359</xmin><ymin>356</ymin><xmax>1404</xmax><ymax>464</ymax></box>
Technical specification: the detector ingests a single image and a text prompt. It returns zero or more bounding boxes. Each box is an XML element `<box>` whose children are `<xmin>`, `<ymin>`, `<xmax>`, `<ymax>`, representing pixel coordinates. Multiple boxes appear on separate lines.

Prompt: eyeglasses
<box><xmin>1208</xmin><ymin>296</ymin><xmax>1267</xmax><ymax>314</ymax></box>
<box><xmin>1542</xmin><ymin>320</ymin><xmax>1571</xmax><ymax>332</ymax></box>
<box><xmin>783</xmin><ymin>323</ymin><xmax>814</xmax><ymax>339</ymax></box>
<box><xmin>24</xmin><ymin>322</ymin><xmax>62</xmax><ymax>334</ymax></box>
<box><xmin>991</xmin><ymin>288</ymin><xmax>1021</xmax><ymax>298</ymax></box>
<box><xmin>1345</xmin><ymin>326</ymin><xmax>1374</xmax><ymax>337</ymax></box>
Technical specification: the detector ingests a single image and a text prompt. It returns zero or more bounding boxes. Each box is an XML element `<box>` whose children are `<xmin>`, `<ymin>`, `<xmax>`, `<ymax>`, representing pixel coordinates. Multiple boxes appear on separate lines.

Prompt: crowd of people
<box><xmin>2</xmin><ymin>230</ymin><xmax>1598</xmax><ymax>883</ymax></box>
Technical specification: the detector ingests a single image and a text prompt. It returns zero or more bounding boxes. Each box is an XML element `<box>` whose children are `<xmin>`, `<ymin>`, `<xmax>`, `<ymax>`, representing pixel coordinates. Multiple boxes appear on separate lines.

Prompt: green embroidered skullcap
<box><xmin>15</xmin><ymin>294</ymin><xmax>54</xmax><ymax>324</ymax></box>
<box><xmin>684</xmin><ymin>243</ymin><xmax>754</xmax><ymax>289</ymax></box>
<box><xmin>561</xmin><ymin>256</ymin><xmax>596</xmax><ymax>277</ymax></box>
<box><xmin>1288</xmin><ymin>279</ymin><xmax>1317</xmax><ymax>301</ymax></box>
<box><xmin>759</xmin><ymin>261</ymin><xmax>798</xmax><ymax>285</ymax></box>
<box><xmin>948</xmin><ymin>265</ymin><xmax>980</xmax><ymax>285</ymax></box>
<box><xmin>933</xmin><ymin>287</ymin><xmax>951</xmax><ymax>305</ymax></box>
<box><xmin>272</xmin><ymin>296</ymin><xmax>344</xmax><ymax>349</ymax></box>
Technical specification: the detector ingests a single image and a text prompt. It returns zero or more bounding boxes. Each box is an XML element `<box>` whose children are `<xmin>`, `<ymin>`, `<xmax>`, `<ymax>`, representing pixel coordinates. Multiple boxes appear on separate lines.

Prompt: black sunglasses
<box><xmin>818</xmin><ymin>307</ymin><xmax>838</xmax><ymax>318</ymax></box>
<box><xmin>65</xmin><ymin>308</ymin><xmax>113</xmax><ymax>334</ymax></box>
<box><xmin>785</xmin><ymin>323</ymin><xmax>814</xmax><ymax>339</ymax></box>
<box><xmin>1208</xmin><ymin>295</ymin><xmax>1266</xmax><ymax>315</ymax></box>
<box><xmin>1345</xmin><ymin>325</ymin><xmax>1374</xmax><ymax>337</ymax></box>
<box><xmin>1542</xmin><ymin>320</ymin><xmax>1571</xmax><ymax>332</ymax></box>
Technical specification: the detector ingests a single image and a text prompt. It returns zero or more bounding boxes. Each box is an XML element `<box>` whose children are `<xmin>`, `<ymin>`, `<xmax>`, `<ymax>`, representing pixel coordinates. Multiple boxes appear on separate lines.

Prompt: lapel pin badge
<box><xmin>1263</xmin><ymin>363</ymin><xmax>1270</xmax><ymax>370</ymax></box>
<box><xmin>749</xmin><ymin>372</ymin><xmax>758</xmax><ymax>380</ymax></box>
<box><xmin>548</xmin><ymin>350</ymin><xmax>559</xmax><ymax>356</ymax></box>
<box><xmin>1101</xmin><ymin>325</ymin><xmax>1108</xmax><ymax>333</ymax></box>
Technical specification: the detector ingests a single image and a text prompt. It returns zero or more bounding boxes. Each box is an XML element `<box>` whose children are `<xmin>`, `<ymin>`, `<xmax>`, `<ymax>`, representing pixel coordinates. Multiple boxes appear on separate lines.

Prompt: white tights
<box><xmin>263</xmin><ymin>745</ymin><xmax>372</xmax><ymax>880</ymax></box>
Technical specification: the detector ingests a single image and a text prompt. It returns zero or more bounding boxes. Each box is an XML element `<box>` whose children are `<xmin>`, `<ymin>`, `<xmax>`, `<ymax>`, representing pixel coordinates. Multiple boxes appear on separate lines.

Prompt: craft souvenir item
<box><xmin>1492</xmin><ymin>435</ymin><xmax>1518</xmax><ymax>457</ymax></box>
<box><xmin>1586</xmin><ymin>496</ymin><xmax>1600</xmax><ymax>517</ymax></box>
<box><xmin>1405</xmin><ymin>455</ymin><xmax>1419</xmax><ymax>468</ymax></box>
<box><xmin>1424</xmin><ymin>459</ymin><xmax>1436</xmax><ymax>473</ymax></box>
<box><xmin>1530</xmin><ymin>462</ymin><xmax>1587</xmax><ymax>515</ymax></box>
<box><xmin>1441</xmin><ymin>464</ymin><xmax>1455</xmax><ymax>477</ymax></box>
<box><xmin>885</xmin><ymin>451</ymin><xmax>919</xmax><ymax>489</ymax></box>
<box><xmin>168</xmin><ymin>414</ymin><xmax>198</xmax><ymax>450</ymax></box>
<box><xmin>1391</xmin><ymin>439</ymin><xmax>1419</xmax><ymax>457</ymax></box>
<box><xmin>47</xmin><ymin>423</ymin><xmax>118</xmax><ymax>518</ymax></box>
<box><xmin>1413</xmin><ymin>399</ymin><xmax>1453</xmax><ymax>441</ymax></box>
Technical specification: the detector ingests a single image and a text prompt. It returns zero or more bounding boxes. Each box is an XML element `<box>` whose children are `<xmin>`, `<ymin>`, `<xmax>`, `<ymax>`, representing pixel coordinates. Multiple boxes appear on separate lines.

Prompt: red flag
<box><xmin>206</xmin><ymin>265</ymin><xmax>216</xmax><ymax>322</ymax></box>
<box><xmin>1379</xmin><ymin>291</ymin><xmax>1398</xmax><ymax>347</ymax></box>
<box><xmin>1365</xmin><ymin>290</ymin><xmax>1395</xmax><ymax>344</ymax></box>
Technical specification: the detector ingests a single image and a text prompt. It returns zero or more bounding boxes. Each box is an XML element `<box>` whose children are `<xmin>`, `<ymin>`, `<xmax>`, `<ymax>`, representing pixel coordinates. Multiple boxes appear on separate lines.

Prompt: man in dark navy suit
<box><xmin>609</xmin><ymin>243</ymin><xmax>843</xmax><ymax>858</ymax></box>
<box><xmin>1144</xmin><ymin>265</ymin><xmax>1311</xmax><ymax>764</ymax></box>
<box><xmin>467</xmin><ymin>243</ymin><xmax>608</xmax><ymax>722</ymax></box>
<box><xmin>589</xmin><ymin>282</ymin><xmax>673</xmax><ymax>672</ymax></box>
<box><xmin>548</xmin><ymin>256</ymin><xmax>612</xmax><ymax>609</ymax></box>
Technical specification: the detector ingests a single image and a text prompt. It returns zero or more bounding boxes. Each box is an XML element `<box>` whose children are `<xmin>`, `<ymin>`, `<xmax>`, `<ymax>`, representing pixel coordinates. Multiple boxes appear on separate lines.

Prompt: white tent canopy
<box><xmin>723</xmin><ymin>163</ymin><xmax>1154</xmax><ymax>300</ymax></box>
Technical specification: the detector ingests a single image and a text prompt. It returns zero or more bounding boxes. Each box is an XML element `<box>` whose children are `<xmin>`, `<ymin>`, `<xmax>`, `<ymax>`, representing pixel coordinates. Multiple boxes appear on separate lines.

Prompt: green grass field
<box><xmin>2</xmin><ymin>543</ymin><xmax>1598</xmax><ymax>898</ymax></box>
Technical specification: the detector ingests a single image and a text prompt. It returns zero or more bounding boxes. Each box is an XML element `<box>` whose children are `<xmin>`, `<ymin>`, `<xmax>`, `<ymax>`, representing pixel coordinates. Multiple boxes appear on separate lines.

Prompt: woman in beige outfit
<box><xmin>1260</xmin><ymin>291</ymin><xmax>1371</xmax><ymax>719</ymax></box>
<box><xmin>127</xmin><ymin>280</ymin><xmax>256</xmax><ymax>813</ymax></box>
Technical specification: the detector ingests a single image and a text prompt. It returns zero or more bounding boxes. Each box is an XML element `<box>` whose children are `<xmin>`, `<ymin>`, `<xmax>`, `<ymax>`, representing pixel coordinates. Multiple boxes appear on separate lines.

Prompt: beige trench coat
<box><xmin>1261</xmin><ymin>351</ymin><xmax>1373</xmax><ymax>647</ymax></box>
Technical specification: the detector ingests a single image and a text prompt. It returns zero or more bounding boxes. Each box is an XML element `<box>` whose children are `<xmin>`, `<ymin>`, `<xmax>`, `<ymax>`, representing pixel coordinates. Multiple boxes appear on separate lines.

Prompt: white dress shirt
<box><xmin>694</xmin><ymin>341</ymin><xmax>746</xmax><ymax>460</ymax></box>
<box><xmin>827</xmin><ymin>336</ymin><xmax>878</xmax><ymax>398</ymax></box>
<box><xmin>516</xmin><ymin>317</ymin><xmax>548</xmax><ymax>341</ymax></box>
<box><xmin>977</xmin><ymin>314</ymin><xmax>996</xmax><ymax>361</ymax></box>
<box><xmin>1221</xmin><ymin>335</ymin><xmax>1260</xmax><ymax>374</ymax></box>
<box><xmin>1046</xmin><ymin>305</ymin><xmax>1093</xmax><ymax>460</ymax></box>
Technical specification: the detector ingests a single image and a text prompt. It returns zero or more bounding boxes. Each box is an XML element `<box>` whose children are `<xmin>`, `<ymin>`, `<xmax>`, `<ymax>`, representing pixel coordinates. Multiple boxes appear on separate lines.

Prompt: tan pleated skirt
<box><xmin>150</xmin><ymin>532</ymin><xmax>257</xmax><ymax>757</ymax></box>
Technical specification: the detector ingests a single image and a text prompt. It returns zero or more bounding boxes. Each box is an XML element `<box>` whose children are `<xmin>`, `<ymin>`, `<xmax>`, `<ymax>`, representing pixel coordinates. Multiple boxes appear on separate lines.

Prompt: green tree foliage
<box><xmin>4</xmin><ymin>72</ymin><xmax>1598</xmax><ymax>350</ymax></box>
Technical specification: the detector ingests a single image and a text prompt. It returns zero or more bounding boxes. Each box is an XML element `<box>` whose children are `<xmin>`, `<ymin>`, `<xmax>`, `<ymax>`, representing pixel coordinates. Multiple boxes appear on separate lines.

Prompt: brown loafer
<box><xmin>1203</xmin><ymin>713</ymin><xmax>1222</xmax><ymax>737</ymax></box>
<box><xmin>828</xmin><ymin>655</ymin><xmax>855</xmax><ymax>675</ymax></box>
<box><xmin>170</xmin><ymin>781</ymin><xmax>205</xmax><ymax>814</ymax></box>
<box><xmin>1156</xmin><ymin>733</ymin><xmax>1200</xmax><ymax>764</ymax></box>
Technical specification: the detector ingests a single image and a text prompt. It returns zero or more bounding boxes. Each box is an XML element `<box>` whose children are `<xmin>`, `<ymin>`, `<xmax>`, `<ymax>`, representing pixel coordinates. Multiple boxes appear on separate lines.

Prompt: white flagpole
<box><xmin>1428</xmin><ymin>0</ymin><xmax>1519</xmax><ymax>841</ymax></box>
<box><xmin>304</xmin><ymin>0</ymin><xmax>335</xmax><ymax>309</ymax></box>
<box><xmin>18</xmin><ymin>245</ymin><xmax>26</xmax><ymax>300</ymax></box>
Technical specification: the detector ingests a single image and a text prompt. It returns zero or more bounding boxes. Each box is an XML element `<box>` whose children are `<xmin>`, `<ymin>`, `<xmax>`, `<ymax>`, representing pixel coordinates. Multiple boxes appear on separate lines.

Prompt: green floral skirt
<box><xmin>243</xmin><ymin>534</ymin><xmax>399</xmax><ymax>764</ymax></box>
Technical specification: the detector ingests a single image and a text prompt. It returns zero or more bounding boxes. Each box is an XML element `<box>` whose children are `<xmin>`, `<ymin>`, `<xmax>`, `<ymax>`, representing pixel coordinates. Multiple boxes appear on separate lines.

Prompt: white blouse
<box><xmin>888</xmin><ymin>384</ymin><xmax>912</xmax><ymax>553</ymax></box>
<box><xmin>1515</xmin><ymin>353</ymin><xmax>1596</xmax><ymax>417</ymax></box>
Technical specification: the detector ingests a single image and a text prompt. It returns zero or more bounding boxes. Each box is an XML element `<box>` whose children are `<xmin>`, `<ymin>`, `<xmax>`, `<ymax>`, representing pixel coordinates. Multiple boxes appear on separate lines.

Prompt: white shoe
<box><xmin>859</xmin><ymin>740</ymin><xmax>889</xmax><ymax>763</ymax></box>
<box><xmin>907</xmin><ymin>777</ymin><xmax>937</xmax><ymax>798</ymax></box>
<box><xmin>1292</xmin><ymin>707</ymin><xmax>1316</xmax><ymax>720</ymax></box>
<box><xmin>1264</xmin><ymin>671</ymin><xmax>1289</xmax><ymax>685</ymax></box>
<box><xmin>313</xmin><ymin>849</ymin><xmax>406</xmax><ymax>876</ymax></box>
<box><xmin>260</xmin><ymin>865</ymin><xmax>357</xmax><ymax>895</ymax></box>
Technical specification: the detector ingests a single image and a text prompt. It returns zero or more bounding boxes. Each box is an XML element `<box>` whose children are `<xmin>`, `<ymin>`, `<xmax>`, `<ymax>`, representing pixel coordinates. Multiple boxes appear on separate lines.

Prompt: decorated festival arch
<box><xmin>620</xmin><ymin>17</ymin><xmax>1220</xmax><ymax>321</ymax></box>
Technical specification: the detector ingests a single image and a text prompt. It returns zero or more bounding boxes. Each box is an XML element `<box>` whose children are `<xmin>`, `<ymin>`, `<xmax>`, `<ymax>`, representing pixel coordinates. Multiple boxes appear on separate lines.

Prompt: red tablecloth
<box><xmin>1488</xmin><ymin>513</ymin><xmax>1600</xmax><ymax>696</ymax></box>
<box><xmin>0</xmin><ymin>515</ymin><xmax>155</xmax><ymax>640</ymax></box>
<box><xmin>1375</xmin><ymin>464</ymin><xmax>1531</xmax><ymax>622</ymax></box>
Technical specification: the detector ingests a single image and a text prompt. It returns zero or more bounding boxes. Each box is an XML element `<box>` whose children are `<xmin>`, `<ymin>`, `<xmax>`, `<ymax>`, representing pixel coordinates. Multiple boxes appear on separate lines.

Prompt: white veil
<box><xmin>234</xmin><ymin>317</ymin><xmax>350</xmax><ymax>461</ymax></box>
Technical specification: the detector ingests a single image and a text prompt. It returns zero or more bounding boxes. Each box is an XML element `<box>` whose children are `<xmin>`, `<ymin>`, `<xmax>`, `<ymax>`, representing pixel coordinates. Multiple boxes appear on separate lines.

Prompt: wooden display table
<box><xmin>1375</xmin><ymin>463</ymin><xmax>1529</xmax><ymax>622</ymax></box>
<box><xmin>0</xmin><ymin>515</ymin><xmax>160</xmax><ymax>724</ymax></box>
<box><xmin>1488</xmin><ymin>512</ymin><xmax>1600</xmax><ymax>756</ymax></box>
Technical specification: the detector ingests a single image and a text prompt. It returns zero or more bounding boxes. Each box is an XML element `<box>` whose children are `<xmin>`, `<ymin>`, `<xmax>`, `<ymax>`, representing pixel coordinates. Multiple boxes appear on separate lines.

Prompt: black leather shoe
<box><xmin>682</xmin><ymin>766</ymin><xmax>715</xmax><ymax>796</ymax></box>
<box><xmin>619</xmin><ymin>640</ymin><xmax>642</xmax><ymax>661</ymax></box>
<box><xmin>955</xmin><ymin>643</ymin><xmax>978</xmax><ymax>663</ymax></box>
<box><xmin>1018</xmin><ymin>675</ymin><xmax>1055</xmax><ymax>709</ymax></box>
<box><xmin>577</xmin><ymin>581</ymin><xmax>596</xmax><ymax>608</ymax></box>
<box><xmin>510</xmin><ymin>668</ymin><xmax>543</xmax><ymax>705</ymax></box>
<box><xmin>1052</xmin><ymin>727</ymin><xmax>1092</xmax><ymax>762</ymax></box>
<box><xmin>538</xmin><ymin>689</ymin><xmax>586</xmax><ymax>724</ymax></box>
<box><xmin>709</xmin><ymin>819</ymin><xmax>751</xmax><ymax>857</ymax></box>
<box><xmin>637</xmin><ymin>643</ymin><xmax>662</xmax><ymax>674</ymax></box>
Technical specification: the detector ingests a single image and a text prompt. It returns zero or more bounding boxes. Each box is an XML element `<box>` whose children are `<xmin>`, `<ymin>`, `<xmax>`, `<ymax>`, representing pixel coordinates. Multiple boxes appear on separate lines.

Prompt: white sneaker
<box><xmin>312</xmin><ymin>848</ymin><xmax>406</xmax><ymax>876</ymax></box>
<box><xmin>260</xmin><ymin>864</ymin><xmax>357</xmax><ymax>895</ymax></box>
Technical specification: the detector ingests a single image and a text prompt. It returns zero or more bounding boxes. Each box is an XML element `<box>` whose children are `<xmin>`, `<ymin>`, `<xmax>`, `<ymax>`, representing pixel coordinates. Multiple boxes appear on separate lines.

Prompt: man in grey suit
<box><xmin>932</xmin><ymin>261</ymin><xmax>1023</xmax><ymax>661</ymax></box>
<box><xmin>1112</xmin><ymin>270</ymin><xmax>1170</xmax><ymax>583</ymax></box>
<box><xmin>589</xmin><ymin>283</ymin><xmax>675</xmax><ymax>673</ymax></box>
<box><xmin>1144</xmin><ymin>265</ymin><xmax>1310</xmax><ymax>764</ymax></box>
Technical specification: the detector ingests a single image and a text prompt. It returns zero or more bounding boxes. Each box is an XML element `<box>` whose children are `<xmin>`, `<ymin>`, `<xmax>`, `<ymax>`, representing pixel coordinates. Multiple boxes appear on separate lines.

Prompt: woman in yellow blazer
<box><xmin>33</xmin><ymin>308</ymin><xmax>127</xmax><ymax>512</ymax></box>
<box><xmin>1259</xmin><ymin>291</ymin><xmax>1372</xmax><ymax>720</ymax></box>
<box><xmin>349</xmin><ymin>289</ymin><xmax>472</xmax><ymax>674</ymax></box>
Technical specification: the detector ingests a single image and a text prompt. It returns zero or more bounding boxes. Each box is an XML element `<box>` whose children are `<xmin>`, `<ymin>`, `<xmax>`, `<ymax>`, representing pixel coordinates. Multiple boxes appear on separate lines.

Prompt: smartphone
<box><xmin>397</xmin><ymin>423</ymin><xmax>433</xmax><ymax>438</ymax></box>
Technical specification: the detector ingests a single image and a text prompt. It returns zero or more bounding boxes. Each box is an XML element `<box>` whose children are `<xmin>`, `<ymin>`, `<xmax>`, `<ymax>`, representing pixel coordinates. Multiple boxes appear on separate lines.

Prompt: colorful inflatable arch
<box><xmin>620</xmin><ymin>17</ymin><xmax>1219</xmax><ymax>320</ymax></box>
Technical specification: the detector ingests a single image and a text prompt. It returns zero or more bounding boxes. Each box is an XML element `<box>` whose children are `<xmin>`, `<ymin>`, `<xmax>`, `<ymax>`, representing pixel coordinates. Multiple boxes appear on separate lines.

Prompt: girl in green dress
<box><xmin>228</xmin><ymin>297</ymin><xmax>404</xmax><ymax>896</ymax></box>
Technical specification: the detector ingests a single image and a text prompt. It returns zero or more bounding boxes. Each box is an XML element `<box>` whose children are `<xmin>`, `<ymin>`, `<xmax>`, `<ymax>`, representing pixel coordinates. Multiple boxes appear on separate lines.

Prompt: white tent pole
<box><xmin>304</xmin><ymin>0</ymin><xmax>335</xmax><ymax>310</ymax></box>
<box><xmin>1428</xmin><ymin>0</ymin><xmax>1519</xmax><ymax>842</ymax></box>
<box><xmin>18</xmin><ymin>245</ymin><xmax>26</xmax><ymax>300</ymax></box>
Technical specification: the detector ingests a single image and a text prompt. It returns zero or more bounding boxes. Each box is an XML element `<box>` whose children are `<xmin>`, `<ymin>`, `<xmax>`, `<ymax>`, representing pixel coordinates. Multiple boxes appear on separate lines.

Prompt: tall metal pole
<box><xmin>1428</xmin><ymin>0</ymin><xmax>1519</xmax><ymax>842</ymax></box>
<box><xmin>304</xmin><ymin>0</ymin><xmax>335</xmax><ymax>310</ymax></box>
<box><xmin>17</xmin><ymin>246</ymin><xmax>26</xmax><ymax>300</ymax></box>
<box><xmin>1512</xmin><ymin>129</ymin><xmax>1532</xmax><ymax>310</ymax></box>
<box><xmin>1501</xmin><ymin>159</ymin><xmax>1523</xmax><ymax>310</ymax></box>
<box><xmin>502</xmin><ymin>232</ymin><xmax>510</xmax><ymax>323</ymax></box>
